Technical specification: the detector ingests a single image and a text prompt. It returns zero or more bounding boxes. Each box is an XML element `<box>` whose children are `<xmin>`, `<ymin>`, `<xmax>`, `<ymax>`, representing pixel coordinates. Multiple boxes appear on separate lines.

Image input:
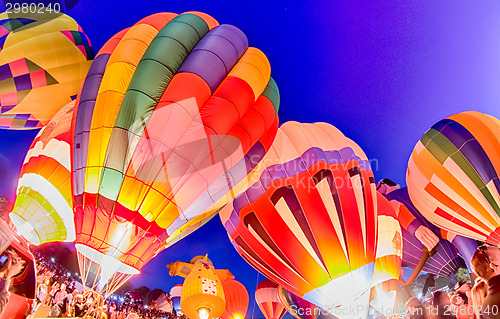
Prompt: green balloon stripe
<box><xmin>422</xmin><ymin>129</ymin><xmax>500</xmax><ymax>216</ymax></box>
<box><xmin>261</xmin><ymin>77</ymin><xmax>280</xmax><ymax>115</ymax></box>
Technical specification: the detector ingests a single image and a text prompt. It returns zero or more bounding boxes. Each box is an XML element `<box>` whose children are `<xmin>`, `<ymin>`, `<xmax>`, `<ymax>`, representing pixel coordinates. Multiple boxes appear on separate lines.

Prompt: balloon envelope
<box><xmin>255</xmin><ymin>279</ymin><xmax>287</xmax><ymax>319</ymax></box>
<box><xmin>221</xmin><ymin>121</ymin><xmax>378</xmax><ymax>309</ymax></box>
<box><xmin>385</xmin><ymin>187</ymin><xmax>467</xmax><ymax>277</ymax></box>
<box><xmin>71</xmin><ymin>11</ymin><xmax>280</xmax><ymax>294</ymax></box>
<box><xmin>10</xmin><ymin>100</ymin><xmax>75</xmax><ymax>245</ymax></box>
<box><xmin>170</xmin><ymin>284</ymin><xmax>183</xmax><ymax>314</ymax></box>
<box><xmin>0</xmin><ymin>10</ymin><xmax>93</xmax><ymax>129</ymax></box>
<box><xmin>221</xmin><ymin>280</ymin><xmax>249</xmax><ymax>319</ymax></box>
<box><xmin>407</xmin><ymin>111</ymin><xmax>500</xmax><ymax>245</ymax></box>
<box><xmin>277</xmin><ymin>286</ymin><xmax>319</xmax><ymax>319</ymax></box>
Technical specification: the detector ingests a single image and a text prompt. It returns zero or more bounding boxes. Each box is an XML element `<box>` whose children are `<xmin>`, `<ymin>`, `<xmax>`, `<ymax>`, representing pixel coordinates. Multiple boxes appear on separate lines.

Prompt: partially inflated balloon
<box><xmin>373</xmin><ymin>192</ymin><xmax>403</xmax><ymax>286</ymax></box>
<box><xmin>255</xmin><ymin>279</ymin><xmax>287</xmax><ymax>319</ymax></box>
<box><xmin>0</xmin><ymin>10</ymin><xmax>93</xmax><ymax>129</ymax></box>
<box><xmin>368</xmin><ymin>193</ymin><xmax>402</xmax><ymax>316</ymax></box>
<box><xmin>221</xmin><ymin>280</ymin><xmax>249</xmax><ymax>319</ymax></box>
<box><xmin>170</xmin><ymin>284</ymin><xmax>183</xmax><ymax>315</ymax></box>
<box><xmin>277</xmin><ymin>286</ymin><xmax>319</xmax><ymax>319</ymax></box>
<box><xmin>385</xmin><ymin>187</ymin><xmax>467</xmax><ymax>277</ymax></box>
<box><xmin>407</xmin><ymin>111</ymin><xmax>500</xmax><ymax>245</ymax></box>
<box><xmin>71</xmin><ymin>11</ymin><xmax>279</xmax><ymax>295</ymax></box>
<box><xmin>10</xmin><ymin>100</ymin><xmax>74</xmax><ymax>244</ymax></box>
<box><xmin>220</xmin><ymin>121</ymin><xmax>378</xmax><ymax>309</ymax></box>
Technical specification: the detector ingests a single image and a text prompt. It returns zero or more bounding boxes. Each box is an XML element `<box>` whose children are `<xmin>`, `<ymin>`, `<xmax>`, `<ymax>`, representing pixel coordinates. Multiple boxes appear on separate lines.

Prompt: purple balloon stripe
<box><xmin>178</xmin><ymin>24</ymin><xmax>248</xmax><ymax>92</ymax></box>
<box><xmin>233</xmin><ymin>147</ymin><xmax>372</xmax><ymax>214</ymax></box>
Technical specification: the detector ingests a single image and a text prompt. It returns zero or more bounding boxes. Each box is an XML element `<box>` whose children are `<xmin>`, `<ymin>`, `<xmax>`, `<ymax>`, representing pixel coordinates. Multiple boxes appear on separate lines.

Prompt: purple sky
<box><xmin>2</xmin><ymin>1</ymin><xmax>500</xmax><ymax>317</ymax></box>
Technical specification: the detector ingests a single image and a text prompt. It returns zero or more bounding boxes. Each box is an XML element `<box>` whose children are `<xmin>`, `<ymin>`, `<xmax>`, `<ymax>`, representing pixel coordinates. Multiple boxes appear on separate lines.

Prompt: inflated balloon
<box><xmin>255</xmin><ymin>279</ymin><xmax>287</xmax><ymax>319</ymax></box>
<box><xmin>181</xmin><ymin>259</ymin><xmax>226</xmax><ymax>319</ymax></box>
<box><xmin>373</xmin><ymin>192</ymin><xmax>403</xmax><ymax>286</ymax></box>
<box><xmin>221</xmin><ymin>280</ymin><xmax>249</xmax><ymax>319</ymax></box>
<box><xmin>385</xmin><ymin>187</ymin><xmax>467</xmax><ymax>277</ymax></box>
<box><xmin>10</xmin><ymin>100</ymin><xmax>74</xmax><ymax>245</ymax></box>
<box><xmin>71</xmin><ymin>11</ymin><xmax>280</xmax><ymax>295</ymax></box>
<box><xmin>407</xmin><ymin>111</ymin><xmax>500</xmax><ymax>245</ymax></box>
<box><xmin>220</xmin><ymin>121</ymin><xmax>378</xmax><ymax>309</ymax></box>
<box><xmin>366</xmin><ymin>193</ymin><xmax>403</xmax><ymax>316</ymax></box>
<box><xmin>277</xmin><ymin>286</ymin><xmax>319</xmax><ymax>319</ymax></box>
<box><xmin>170</xmin><ymin>284</ymin><xmax>183</xmax><ymax>315</ymax></box>
<box><xmin>0</xmin><ymin>10</ymin><xmax>93</xmax><ymax>129</ymax></box>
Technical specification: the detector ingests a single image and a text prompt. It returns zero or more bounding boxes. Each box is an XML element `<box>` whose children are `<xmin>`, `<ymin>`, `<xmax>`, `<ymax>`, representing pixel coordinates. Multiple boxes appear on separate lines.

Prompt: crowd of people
<box><xmin>29</xmin><ymin>252</ymin><xmax>178</xmax><ymax>319</ymax></box>
<box><xmin>402</xmin><ymin>244</ymin><xmax>500</xmax><ymax>319</ymax></box>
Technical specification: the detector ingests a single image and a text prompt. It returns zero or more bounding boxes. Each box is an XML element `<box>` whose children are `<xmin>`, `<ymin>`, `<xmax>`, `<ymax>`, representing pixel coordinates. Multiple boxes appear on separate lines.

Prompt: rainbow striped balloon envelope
<box><xmin>71</xmin><ymin>11</ymin><xmax>280</xmax><ymax>295</ymax></box>
<box><xmin>407</xmin><ymin>111</ymin><xmax>500</xmax><ymax>245</ymax></box>
<box><xmin>220</xmin><ymin>121</ymin><xmax>377</xmax><ymax>310</ymax></box>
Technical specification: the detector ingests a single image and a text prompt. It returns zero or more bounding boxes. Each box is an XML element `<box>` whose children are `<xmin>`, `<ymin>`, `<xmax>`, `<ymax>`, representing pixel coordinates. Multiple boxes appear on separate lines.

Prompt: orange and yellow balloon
<box><xmin>10</xmin><ymin>100</ymin><xmax>75</xmax><ymax>244</ymax></box>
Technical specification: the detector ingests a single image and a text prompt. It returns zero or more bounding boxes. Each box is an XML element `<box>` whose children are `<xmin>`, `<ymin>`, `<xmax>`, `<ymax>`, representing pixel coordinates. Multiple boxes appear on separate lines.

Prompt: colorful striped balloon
<box><xmin>71</xmin><ymin>11</ymin><xmax>280</xmax><ymax>294</ymax></box>
<box><xmin>220</xmin><ymin>121</ymin><xmax>378</xmax><ymax>310</ymax></box>
<box><xmin>10</xmin><ymin>100</ymin><xmax>74</xmax><ymax>244</ymax></box>
<box><xmin>407</xmin><ymin>111</ymin><xmax>500</xmax><ymax>245</ymax></box>
<box><xmin>385</xmin><ymin>187</ymin><xmax>467</xmax><ymax>277</ymax></box>
<box><xmin>255</xmin><ymin>279</ymin><xmax>287</xmax><ymax>319</ymax></box>
<box><xmin>170</xmin><ymin>284</ymin><xmax>183</xmax><ymax>315</ymax></box>
<box><xmin>277</xmin><ymin>286</ymin><xmax>319</xmax><ymax>319</ymax></box>
<box><xmin>0</xmin><ymin>10</ymin><xmax>93</xmax><ymax>129</ymax></box>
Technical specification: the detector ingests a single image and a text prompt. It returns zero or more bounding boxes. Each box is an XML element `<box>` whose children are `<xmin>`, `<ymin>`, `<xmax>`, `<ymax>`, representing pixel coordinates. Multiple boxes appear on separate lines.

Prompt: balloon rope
<box><xmin>251</xmin><ymin>272</ymin><xmax>259</xmax><ymax>319</ymax></box>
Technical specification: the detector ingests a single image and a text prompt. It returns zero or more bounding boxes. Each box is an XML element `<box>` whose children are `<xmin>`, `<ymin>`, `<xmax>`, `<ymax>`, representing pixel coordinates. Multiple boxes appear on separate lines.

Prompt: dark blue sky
<box><xmin>2</xmin><ymin>1</ymin><xmax>500</xmax><ymax>317</ymax></box>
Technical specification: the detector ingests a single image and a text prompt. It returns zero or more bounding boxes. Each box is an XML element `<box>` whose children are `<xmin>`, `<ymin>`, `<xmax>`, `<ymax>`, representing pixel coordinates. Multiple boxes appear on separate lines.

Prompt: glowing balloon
<box><xmin>407</xmin><ymin>111</ymin><xmax>500</xmax><ymax>245</ymax></box>
<box><xmin>255</xmin><ymin>279</ymin><xmax>287</xmax><ymax>319</ymax></box>
<box><xmin>221</xmin><ymin>280</ymin><xmax>249</xmax><ymax>319</ymax></box>
<box><xmin>10</xmin><ymin>100</ymin><xmax>74</xmax><ymax>244</ymax></box>
<box><xmin>0</xmin><ymin>10</ymin><xmax>93</xmax><ymax>129</ymax></box>
<box><xmin>170</xmin><ymin>284</ymin><xmax>183</xmax><ymax>315</ymax></box>
<box><xmin>277</xmin><ymin>286</ymin><xmax>319</xmax><ymax>319</ymax></box>
<box><xmin>181</xmin><ymin>260</ymin><xmax>226</xmax><ymax>319</ymax></box>
<box><xmin>71</xmin><ymin>11</ymin><xmax>279</xmax><ymax>295</ymax></box>
<box><xmin>373</xmin><ymin>192</ymin><xmax>403</xmax><ymax>286</ymax></box>
<box><xmin>364</xmin><ymin>192</ymin><xmax>403</xmax><ymax>316</ymax></box>
<box><xmin>220</xmin><ymin>121</ymin><xmax>378</xmax><ymax>310</ymax></box>
<box><xmin>385</xmin><ymin>187</ymin><xmax>467</xmax><ymax>277</ymax></box>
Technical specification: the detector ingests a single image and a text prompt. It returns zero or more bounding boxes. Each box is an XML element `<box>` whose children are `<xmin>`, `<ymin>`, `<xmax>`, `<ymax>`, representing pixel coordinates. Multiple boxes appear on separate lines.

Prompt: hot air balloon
<box><xmin>171</xmin><ymin>284</ymin><xmax>183</xmax><ymax>315</ymax></box>
<box><xmin>407</xmin><ymin>111</ymin><xmax>500</xmax><ymax>245</ymax></box>
<box><xmin>9</xmin><ymin>100</ymin><xmax>74</xmax><ymax>244</ymax></box>
<box><xmin>255</xmin><ymin>279</ymin><xmax>287</xmax><ymax>319</ymax></box>
<box><xmin>369</xmin><ymin>193</ymin><xmax>403</xmax><ymax>314</ymax></box>
<box><xmin>0</xmin><ymin>10</ymin><xmax>93</xmax><ymax>129</ymax></box>
<box><xmin>71</xmin><ymin>11</ymin><xmax>280</xmax><ymax>295</ymax></box>
<box><xmin>181</xmin><ymin>258</ymin><xmax>226</xmax><ymax>319</ymax></box>
<box><xmin>220</xmin><ymin>121</ymin><xmax>378</xmax><ymax>310</ymax></box>
<box><xmin>385</xmin><ymin>187</ymin><xmax>467</xmax><ymax>278</ymax></box>
<box><xmin>277</xmin><ymin>286</ymin><xmax>319</xmax><ymax>319</ymax></box>
<box><xmin>221</xmin><ymin>280</ymin><xmax>249</xmax><ymax>319</ymax></box>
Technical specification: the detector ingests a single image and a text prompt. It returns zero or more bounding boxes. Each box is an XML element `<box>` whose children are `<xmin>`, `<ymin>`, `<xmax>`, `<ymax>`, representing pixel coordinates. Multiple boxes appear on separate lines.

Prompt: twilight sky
<box><xmin>1</xmin><ymin>1</ymin><xmax>500</xmax><ymax>317</ymax></box>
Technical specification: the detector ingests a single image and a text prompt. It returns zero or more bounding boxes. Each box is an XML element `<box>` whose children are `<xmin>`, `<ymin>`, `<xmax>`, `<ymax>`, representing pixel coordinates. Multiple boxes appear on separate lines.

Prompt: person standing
<box><xmin>471</xmin><ymin>244</ymin><xmax>500</xmax><ymax>319</ymax></box>
<box><xmin>0</xmin><ymin>249</ymin><xmax>26</xmax><ymax>316</ymax></box>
